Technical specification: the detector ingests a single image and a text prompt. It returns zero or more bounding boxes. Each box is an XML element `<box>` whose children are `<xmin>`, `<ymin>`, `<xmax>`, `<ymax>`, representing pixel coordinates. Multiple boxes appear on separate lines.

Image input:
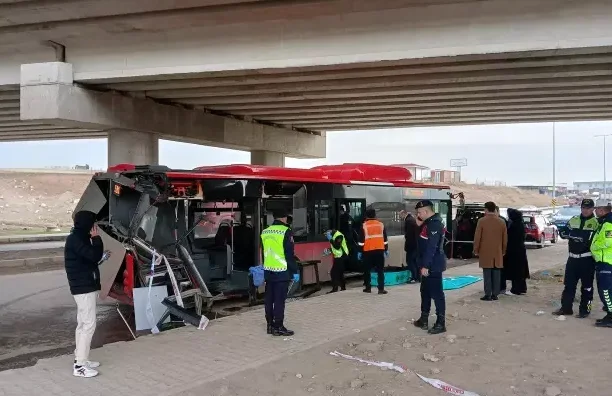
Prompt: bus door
<box><xmin>336</xmin><ymin>199</ymin><xmax>365</xmax><ymax>272</ymax></box>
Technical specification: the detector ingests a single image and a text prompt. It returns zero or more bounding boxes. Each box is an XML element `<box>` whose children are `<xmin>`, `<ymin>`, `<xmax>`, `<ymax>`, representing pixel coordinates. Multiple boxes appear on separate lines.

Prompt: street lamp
<box><xmin>594</xmin><ymin>134</ymin><xmax>612</xmax><ymax>201</ymax></box>
<box><xmin>552</xmin><ymin>123</ymin><xmax>556</xmax><ymax>206</ymax></box>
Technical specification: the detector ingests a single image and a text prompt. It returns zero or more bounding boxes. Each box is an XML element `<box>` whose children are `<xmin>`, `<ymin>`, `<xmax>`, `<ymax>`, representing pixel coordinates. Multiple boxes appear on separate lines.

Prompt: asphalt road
<box><xmin>0</xmin><ymin>241</ymin><xmax>65</xmax><ymax>252</ymax></box>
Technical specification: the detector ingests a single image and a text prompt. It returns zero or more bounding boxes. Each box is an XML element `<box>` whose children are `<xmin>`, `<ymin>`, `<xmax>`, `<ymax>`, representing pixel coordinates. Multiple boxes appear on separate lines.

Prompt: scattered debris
<box><xmin>423</xmin><ymin>353</ymin><xmax>440</xmax><ymax>362</ymax></box>
<box><xmin>536</xmin><ymin>311</ymin><xmax>546</xmax><ymax>316</ymax></box>
<box><xmin>350</xmin><ymin>379</ymin><xmax>364</xmax><ymax>389</ymax></box>
<box><xmin>296</xmin><ymin>373</ymin><xmax>303</xmax><ymax>379</ymax></box>
<box><xmin>555</xmin><ymin>315</ymin><xmax>566</xmax><ymax>321</ymax></box>
<box><xmin>430</xmin><ymin>368</ymin><xmax>441</xmax><ymax>374</ymax></box>
<box><xmin>445</xmin><ymin>335</ymin><xmax>457</xmax><ymax>343</ymax></box>
<box><xmin>329</xmin><ymin>351</ymin><xmax>406</xmax><ymax>373</ymax></box>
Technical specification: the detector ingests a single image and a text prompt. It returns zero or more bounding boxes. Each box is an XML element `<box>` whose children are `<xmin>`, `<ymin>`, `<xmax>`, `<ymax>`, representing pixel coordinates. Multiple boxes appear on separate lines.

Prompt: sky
<box><xmin>1</xmin><ymin>121</ymin><xmax>611</xmax><ymax>186</ymax></box>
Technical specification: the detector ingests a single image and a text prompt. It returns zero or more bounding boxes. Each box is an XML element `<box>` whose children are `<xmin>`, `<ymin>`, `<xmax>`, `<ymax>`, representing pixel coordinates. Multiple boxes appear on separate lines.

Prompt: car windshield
<box><xmin>556</xmin><ymin>207</ymin><xmax>581</xmax><ymax>217</ymax></box>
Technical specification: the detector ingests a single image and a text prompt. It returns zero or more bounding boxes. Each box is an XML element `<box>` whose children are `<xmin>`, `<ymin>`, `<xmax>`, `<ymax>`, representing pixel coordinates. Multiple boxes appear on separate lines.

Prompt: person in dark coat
<box><xmin>64</xmin><ymin>210</ymin><xmax>105</xmax><ymax>378</ymax></box>
<box><xmin>401</xmin><ymin>210</ymin><xmax>420</xmax><ymax>282</ymax></box>
<box><xmin>504</xmin><ymin>208</ymin><xmax>530</xmax><ymax>295</ymax></box>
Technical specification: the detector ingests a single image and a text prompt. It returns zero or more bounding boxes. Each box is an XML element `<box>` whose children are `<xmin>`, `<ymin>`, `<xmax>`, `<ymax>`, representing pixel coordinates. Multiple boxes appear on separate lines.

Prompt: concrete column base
<box><xmin>250</xmin><ymin>150</ymin><xmax>285</xmax><ymax>167</ymax></box>
<box><xmin>108</xmin><ymin>129</ymin><xmax>159</xmax><ymax>166</ymax></box>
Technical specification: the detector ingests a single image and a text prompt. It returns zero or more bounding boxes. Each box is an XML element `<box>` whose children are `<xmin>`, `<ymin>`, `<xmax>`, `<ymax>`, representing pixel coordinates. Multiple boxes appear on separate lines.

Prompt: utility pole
<box><xmin>552</xmin><ymin>123</ymin><xmax>556</xmax><ymax>208</ymax></box>
<box><xmin>595</xmin><ymin>134</ymin><xmax>612</xmax><ymax>201</ymax></box>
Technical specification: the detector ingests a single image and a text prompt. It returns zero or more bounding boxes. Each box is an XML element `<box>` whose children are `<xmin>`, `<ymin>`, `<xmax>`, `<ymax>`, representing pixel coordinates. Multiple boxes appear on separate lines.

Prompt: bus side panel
<box><xmin>294</xmin><ymin>241</ymin><xmax>333</xmax><ymax>284</ymax></box>
<box><xmin>386</xmin><ymin>235</ymin><xmax>405</xmax><ymax>267</ymax></box>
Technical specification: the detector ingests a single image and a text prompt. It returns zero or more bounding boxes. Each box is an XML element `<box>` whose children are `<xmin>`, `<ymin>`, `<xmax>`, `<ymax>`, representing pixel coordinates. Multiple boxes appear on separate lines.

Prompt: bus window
<box><xmin>292</xmin><ymin>185</ymin><xmax>308</xmax><ymax>241</ymax></box>
<box><xmin>313</xmin><ymin>200</ymin><xmax>333</xmax><ymax>236</ymax></box>
<box><xmin>434</xmin><ymin>201</ymin><xmax>451</xmax><ymax>229</ymax></box>
<box><xmin>344</xmin><ymin>200</ymin><xmax>364</xmax><ymax>223</ymax></box>
<box><xmin>368</xmin><ymin>202</ymin><xmax>404</xmax><ymax>236</ymax></box>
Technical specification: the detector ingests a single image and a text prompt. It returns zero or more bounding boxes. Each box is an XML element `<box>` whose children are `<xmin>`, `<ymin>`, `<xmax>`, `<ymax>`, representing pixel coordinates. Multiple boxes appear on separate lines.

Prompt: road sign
<box><xmin>450</xmin><ymin>158</ymin><xmax>468</xmax><ymax>167</ymax></box>
<box><xmin>551</xmin><ymin>198</ymin><xmax>557</xmax><ymax>206</ymax></box>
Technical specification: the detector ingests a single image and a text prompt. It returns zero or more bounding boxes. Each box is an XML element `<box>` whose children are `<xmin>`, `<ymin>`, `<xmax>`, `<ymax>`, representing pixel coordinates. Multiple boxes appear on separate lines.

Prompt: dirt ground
<box><xmin>0</xmin><ymin>169</ymin><xmax>557</xmax><ymax>233</ymax></box>
<box><xmin>186</xmin><ymin>267</ymin><xmax>611</xmax><ymax>396</ymax></box>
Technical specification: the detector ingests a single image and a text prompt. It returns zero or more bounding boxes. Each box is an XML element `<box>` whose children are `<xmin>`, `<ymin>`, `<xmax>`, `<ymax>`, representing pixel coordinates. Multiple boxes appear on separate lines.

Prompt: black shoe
<box><xmin>428</xmin><ymin>319</ymin><xmax>447</xmax><ymax>335</ymax></box>
<box><xmin>480</xmin><ymin>295</ymin><xmax>492</xmax><ymax>301</ymax></box>
<box><xmin>378</xmin><ymin>290</ymin><xmax>388</xmax><ymax>295</ymax></box>
<box><xmin>341</xmin><ymin>287</ymin><xmax>346</xmax><ymax>291</ymax></box>
<box><xmin>492</xmin><ymin>295</ymin><xmax>499</xmax><ymax>301</ymax></box>
<box><xmin>272</xmin><ymin>326</ymin><xmax>295</xmax><ymax>336</ymax></box>
<box><xmin>327</xmin><ymin>289</ymin><xmax>338</xmax><ymax>294</ymax></box>
<box><xmin>363</xmin><ymin>288</ymin><xmax>372</xmax><ymax>293</ymax></box>
<box><xmin>413</xmin><ymin>314</ymin><xmax>429</xmax><ymax>330</ymax></box>
<box><xmin>595</xmin><ymin>313</ymin><xmax>612</xmax><ymax>326</ymax></box>
<box><xmin>267</xmin><ymin>324</ymin><xmax>273</xmax><ymax>335</ymax></box>
<box><xmin>552</xmin><ymin>308</ymin><xmax>573</xmax><ymax>316</ymax></box>
<box><xmin>576</xmin><ymin>312</ymin><xmax>590</xmax><ymax>319</ymax></box>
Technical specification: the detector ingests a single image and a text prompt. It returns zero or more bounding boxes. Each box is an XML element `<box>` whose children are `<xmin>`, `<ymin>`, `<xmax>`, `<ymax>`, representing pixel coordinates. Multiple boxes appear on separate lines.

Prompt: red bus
<box><xmin>76</xmin><ymin>163</ymin><xmax>451</xmax><ymax>315</ymax></box>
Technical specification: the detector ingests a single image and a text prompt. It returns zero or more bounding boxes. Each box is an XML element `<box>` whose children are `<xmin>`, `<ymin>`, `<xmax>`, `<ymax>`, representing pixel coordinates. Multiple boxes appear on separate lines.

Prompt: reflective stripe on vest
<box><xmin>362</xmin><ymin>219</ymin><xmax>385</xmax><ymax>251</ymax></box>
<box><xmin>330</xmin><ymin>230</ymin><xmax>349</xmax><ymax>258</ymax></box>
<box><xmin>261</xmin><ymin>224</ymin><xmax>289</xmax><ymax>272</ymax></box>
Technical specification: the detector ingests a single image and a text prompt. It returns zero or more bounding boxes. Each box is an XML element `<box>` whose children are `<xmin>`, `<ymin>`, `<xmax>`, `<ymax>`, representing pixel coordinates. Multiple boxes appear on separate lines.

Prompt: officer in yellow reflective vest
<box><xmin>325</xmin><ymin>229</ymin><xmax>349</xmax><ymax>293</ymax></box>
<box><xmin>261</xmin><ymin>209</ymin><xmax>299</xmax><ymax>336</ymax></box>
<box><xmin>553</xmin><ymin>199</ymin><xmax>598</xmax><ymax>318</ymax></box>
<box><xmin>590</xmin><ymin>204</ymin><xmax>612</xmax><ymax>327</ymax></box>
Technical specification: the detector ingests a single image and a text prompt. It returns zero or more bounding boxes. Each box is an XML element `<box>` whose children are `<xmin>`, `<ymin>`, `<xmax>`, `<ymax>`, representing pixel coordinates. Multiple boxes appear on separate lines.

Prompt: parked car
<box><xmin>551</xmin><ymin>206</ymin><xmax>581</xmax><ymax>238</ymax></box>
<box><xmin>523</xmin><ymin>212</ymin><xmax>558</xmax><ymax>248</ymax></box>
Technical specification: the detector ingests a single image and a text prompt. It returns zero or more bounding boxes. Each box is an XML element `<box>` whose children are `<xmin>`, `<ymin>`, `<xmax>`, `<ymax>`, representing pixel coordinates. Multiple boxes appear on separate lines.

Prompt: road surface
<box><xmin>0</xmin><ymin>241</ymin><xmax>65</xmax><ymax>252</ymax></box>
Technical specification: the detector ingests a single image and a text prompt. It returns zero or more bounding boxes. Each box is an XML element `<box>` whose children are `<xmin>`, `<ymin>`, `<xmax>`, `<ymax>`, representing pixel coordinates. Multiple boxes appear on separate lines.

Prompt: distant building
<box><xmin>574</xmin><ymin>181</ymin><xmax>612</xmax><ymax>192</ymax></box>
<box><xmin>431</xmin><ymin>169</ymin><xmax>460</xmax><ymax>183</ymax></box>
<box><xmin>393</xmin><ymin>163</ymin><xmax>430</xmax><ymax>181</ymax></box>
<box><xmin>515</xmin><ymin>185</ymin><xmax>568</xmax><ymax>197</ymax></box>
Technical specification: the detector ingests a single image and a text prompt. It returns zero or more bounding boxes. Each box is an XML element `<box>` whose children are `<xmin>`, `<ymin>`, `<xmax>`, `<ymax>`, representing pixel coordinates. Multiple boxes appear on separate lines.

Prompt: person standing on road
<box><xmin>590</xmin><ymin>204</ymin><xmax>612</xmax><ymax>327</ymax></box>
<box><xmin>504</xmin><ymin>208</ymin><xmax>530</xmax><ymax>295</ymax></box>
<box><xmin>325</xmin><ymin>228</ymin><xmax>348</xmax><ymax>293</ymax></box>
<box><xmin>64</xmin><ymin>210</ymin><xmax>105</xmax><ymax>378</ymax></box>
<box><xmin>553</xmin><ymin>199</ymin><xmax>598</xmax><ymax>318</ymax></box>
<box><xmin>401</xmin><ymin>210</ymin><xmax>420</xmax><ymax>283</ymax></box>
<box><xmin>413</xmin><ymin>200</ymin><xmax>447</xmax><ymax>334</ymax></box>
<box><xmin>357</xmin><ymin>208</ymin><xmax>389</xmax><ymax>295</ymax></box>
<box><xmin>474</xmin><ymin>201</ymin><xmax>508</xmax><ymax>301</ymax></box>
<box><xmin>496</xmin><ymin>206</ymin><xmax>509</xmax><ymax>294</ymax></box>
<box><xmin>261</xmin><ymin>209</ymin><xmax>299</xmax><ymax>336</ymax></box>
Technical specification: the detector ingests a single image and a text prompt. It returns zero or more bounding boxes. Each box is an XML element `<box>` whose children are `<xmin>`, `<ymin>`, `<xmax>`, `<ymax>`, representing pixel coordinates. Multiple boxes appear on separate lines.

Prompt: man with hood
<box><xmin>64</xmin><ymin>210</ymin><xmax>105</xmax><ymax>378</ymax></box>
<box><xmin>412</xmin><ymin>200</ymin><xmax>447</xmax><ymax>334</ymax></box>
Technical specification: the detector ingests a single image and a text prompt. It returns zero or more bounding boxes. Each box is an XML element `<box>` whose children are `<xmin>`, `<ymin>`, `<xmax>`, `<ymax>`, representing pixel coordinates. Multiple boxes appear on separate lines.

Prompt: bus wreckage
<box><xmin>74</xmin><ymin>163</ymin><xmax>451</xmax><ymax>332</ymax></box>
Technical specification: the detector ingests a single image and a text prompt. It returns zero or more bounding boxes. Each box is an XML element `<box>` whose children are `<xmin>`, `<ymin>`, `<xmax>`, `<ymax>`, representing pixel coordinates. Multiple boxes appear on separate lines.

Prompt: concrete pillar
<box><xmin>108</xmin><ymin>129</ymin><xmax>159</xmax><ymax>166</ymax></box>
<box><xmin>250</xmin><ymin>150</ymin><xmax>285</xmax><ymax>167</ymax></box>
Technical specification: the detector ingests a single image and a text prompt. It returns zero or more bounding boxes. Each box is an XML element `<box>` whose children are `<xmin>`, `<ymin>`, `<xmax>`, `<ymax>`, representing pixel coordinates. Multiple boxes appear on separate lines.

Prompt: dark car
<box><xmin>551</xmin><ymin>206</ymin><xmax>582</xmax><ymax>238</ymax></box>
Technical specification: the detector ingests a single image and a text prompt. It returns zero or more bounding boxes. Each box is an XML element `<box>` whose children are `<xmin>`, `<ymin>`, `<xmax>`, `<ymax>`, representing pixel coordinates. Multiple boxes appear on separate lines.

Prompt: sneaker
<box><xmin>504</xmin><ymin>290</ymin><xmax>516</xmax><ymax>296</ymax></box>
<box><xmin>73</xmin><ymin>365</ymin><xmax>98</xmax><ymax>378</ymax></box>
<box><xmin>74</xmin><ymin>360</ymin><xmax>100</xmax><ymax>369</ymax></box>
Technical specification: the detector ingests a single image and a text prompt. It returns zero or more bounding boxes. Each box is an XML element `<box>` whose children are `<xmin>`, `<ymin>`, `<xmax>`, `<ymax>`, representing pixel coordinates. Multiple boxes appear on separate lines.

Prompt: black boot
<box><xmin>266</xmin><ymin>317</ymin><xmax>273</xmax><ymax>334</ymax></box>
<box><xmin>552</xmin><ymin>308</ymin><xmax>573</xmax><ymax>316</ymax></box>
<box><xmin>378</xmin><ymin>290</ymin><xmax>388</xmax><ymax>295</ymax></box>
<box><xmin>428</xmin><ymin>316</ymin><xmax>447</xmax><ymax>335</ymax></box>
<box><xmin>576</xmin><ymin>311</ymin><xmax>590</xmax><ymax>319</ymax></box>
<box><xmin>413</xmin><ymin>313</ymin><xmax>429</xmax><ymax>330</ymax></box>
<box><xmin>272</xmin><ymin>325</ymin><xmax>295</xmax><ymax>336</ymax></box>
<box><xmin>480</xmin><ymin>295</ymin><xmax>492</xmax><ymax>301</ymax></box>
<box><xmin>267</xmin><ymin>323</ymin><xmax>273</xmax><ymax>334</ymax></box>
<box><xmin>327</xmin><ymin>288</ymin><xmax>338</xmax><ymax>294</ymax></box>
<box><xmin>595</xmin><ymin>313</ymin><xmax>612</xmax><ymax>327</ymax></box>
<box><xmin>363</xmin><ymin>288</ymin><xmax>372</xmax><ymax>293</ymax></box>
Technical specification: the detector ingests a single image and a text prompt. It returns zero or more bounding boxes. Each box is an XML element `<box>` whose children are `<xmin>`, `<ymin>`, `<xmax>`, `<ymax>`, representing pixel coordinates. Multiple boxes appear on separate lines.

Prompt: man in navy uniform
<box><xmin>261</xmin><ymin>209</ymin><xmax>299</xmax><ymax>336</ymax></box>
<box><xmin>412</xmin><ymin>200</ymin><xmax>448</xmax><ymax>334</ymax></box>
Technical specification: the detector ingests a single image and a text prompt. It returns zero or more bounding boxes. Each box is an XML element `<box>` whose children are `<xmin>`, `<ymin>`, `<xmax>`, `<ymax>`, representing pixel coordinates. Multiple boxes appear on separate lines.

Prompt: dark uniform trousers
<box><xmin>596</xmin><ymin>262</ymin><xmax>612</xmax><ymax>313</ymax></box>
<box><xmin>561</xmin><ymin>257</ymin><xmax>595</xmax><ymax>313</ymax></box>
<box><xmin>421</xmin><ymin>271</ymin><xmax>446</xmax><ymax>317</ymax></box>
<box><xmin>363</xmin><ymin>250</ymin><xmax>385</xmax><ymax>291</ymax></box>
<box><xmin>330</xmin><ymin>255</ymin><xmax>347</xmax><ymax>290</ymax></box>
<box><xmin>265</xmin><ymin>280</ymin><xmax>289</xmax><ymax>327</ymax></box>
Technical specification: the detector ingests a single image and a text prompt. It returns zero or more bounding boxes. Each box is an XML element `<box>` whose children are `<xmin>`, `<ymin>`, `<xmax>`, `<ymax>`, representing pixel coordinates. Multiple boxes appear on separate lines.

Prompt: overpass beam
<box><xmin>108</xmin><ymin>129</ymin><xmax>159</xmax><ymax>166</ymax></box>
<box><xmin>19</xmin><ymin>62</ymin><xmax>325</xmax><ymax>160</ymax></box>
<box><xmin>250</xmin><ymin>150</ymin><xmax>285</xmax><ymax>167</ymax></box>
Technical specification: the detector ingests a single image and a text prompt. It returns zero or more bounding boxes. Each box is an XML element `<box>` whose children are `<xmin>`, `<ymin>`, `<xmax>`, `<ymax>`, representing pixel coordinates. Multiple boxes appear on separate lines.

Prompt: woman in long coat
<box><xmin>504</xmin><ymin>208</ymin><xmax>530</xmax><ymax>294</ymax></box>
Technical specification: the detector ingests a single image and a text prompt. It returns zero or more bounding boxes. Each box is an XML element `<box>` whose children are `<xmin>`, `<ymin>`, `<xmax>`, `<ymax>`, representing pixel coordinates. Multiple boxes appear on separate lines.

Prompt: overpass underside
<box><xmin>2</xmin><ymin>0</ymin><xmax>612</xmax><ymax>164</ymax></box>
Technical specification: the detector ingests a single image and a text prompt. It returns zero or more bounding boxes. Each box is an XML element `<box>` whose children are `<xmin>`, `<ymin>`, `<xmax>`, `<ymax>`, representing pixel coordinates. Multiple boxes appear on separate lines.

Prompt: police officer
<box><xmin>325</xmin><ymin>228</ymin><xmax>348</xmax><ymax>293</ymax></box>
<box><xmin>357</xmin><ymin>208</ymin><xmax>389</xmax><ymax>294</ymax></box>
<box><xmin>412</xmin><ymin>200</ymin><xmax>447</xmax><ymax>334</ymax></box>
<box><xmin>261</xmin><ymin>209</ymin><xmax>299</xmax><ymax>336</ymax></box>
<box><xmin>591</xmin><ymin>204</ymin><xmax>612</xmax><ymax>327</ymax></box>
<box><xmin>553</xmin><ymin>199</ymin><xmax>598</xmax><ymax>318</ymax></box>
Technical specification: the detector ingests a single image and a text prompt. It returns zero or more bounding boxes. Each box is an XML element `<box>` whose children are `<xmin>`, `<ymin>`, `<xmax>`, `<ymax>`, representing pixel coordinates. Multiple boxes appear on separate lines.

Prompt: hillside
<box><xmin>0</xmin><ymin>170</ymin><xmax>558</xmax><ymax>233</ymax></box>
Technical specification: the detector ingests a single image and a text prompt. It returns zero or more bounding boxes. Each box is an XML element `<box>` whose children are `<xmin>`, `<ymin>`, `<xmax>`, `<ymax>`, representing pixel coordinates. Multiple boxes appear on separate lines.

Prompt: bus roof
<box><xmin>107</xmin><ymin>163</ymin><xmax>450</xmax><ymax>189</ymax></box>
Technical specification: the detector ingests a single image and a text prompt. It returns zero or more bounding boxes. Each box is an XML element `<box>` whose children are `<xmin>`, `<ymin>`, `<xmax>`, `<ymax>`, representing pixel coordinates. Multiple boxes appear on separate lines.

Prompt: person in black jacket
<box><xmin>401</xmin><ymin>211</ymin><xmax>420</xmax><ymax>283</ymax></box>
<box><xmin>413</xmin><ymin>200</ymin><xmax>447</xmax><ymax>334</ymax></box>
<box><xmin>64</xmin><ymin>210</ymin><xmax>105</xmax><ymax>378</ymax></box>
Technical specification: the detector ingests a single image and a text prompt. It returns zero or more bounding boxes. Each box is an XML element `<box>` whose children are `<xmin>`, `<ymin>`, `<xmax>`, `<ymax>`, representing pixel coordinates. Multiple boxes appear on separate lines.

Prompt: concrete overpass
<box><xmin>2</xmin><ymin>0</ymin><xmax>612</xmax><ymax>166</ymax></box>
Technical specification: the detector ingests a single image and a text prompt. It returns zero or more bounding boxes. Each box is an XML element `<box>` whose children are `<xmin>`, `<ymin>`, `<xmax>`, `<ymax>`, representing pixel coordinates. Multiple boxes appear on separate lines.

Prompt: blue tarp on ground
<box><xmin>443</xmin><ymin>275</ymin><xmax>482</xmax><ymax>290</ymax></box>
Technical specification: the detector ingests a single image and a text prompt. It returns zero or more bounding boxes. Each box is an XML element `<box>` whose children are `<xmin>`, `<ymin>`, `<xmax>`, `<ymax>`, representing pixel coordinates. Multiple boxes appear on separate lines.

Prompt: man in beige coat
<box><xmin>473</xmin><ymin>201</ymin><xmax>508</xmax><ymax>301</ymax></box>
